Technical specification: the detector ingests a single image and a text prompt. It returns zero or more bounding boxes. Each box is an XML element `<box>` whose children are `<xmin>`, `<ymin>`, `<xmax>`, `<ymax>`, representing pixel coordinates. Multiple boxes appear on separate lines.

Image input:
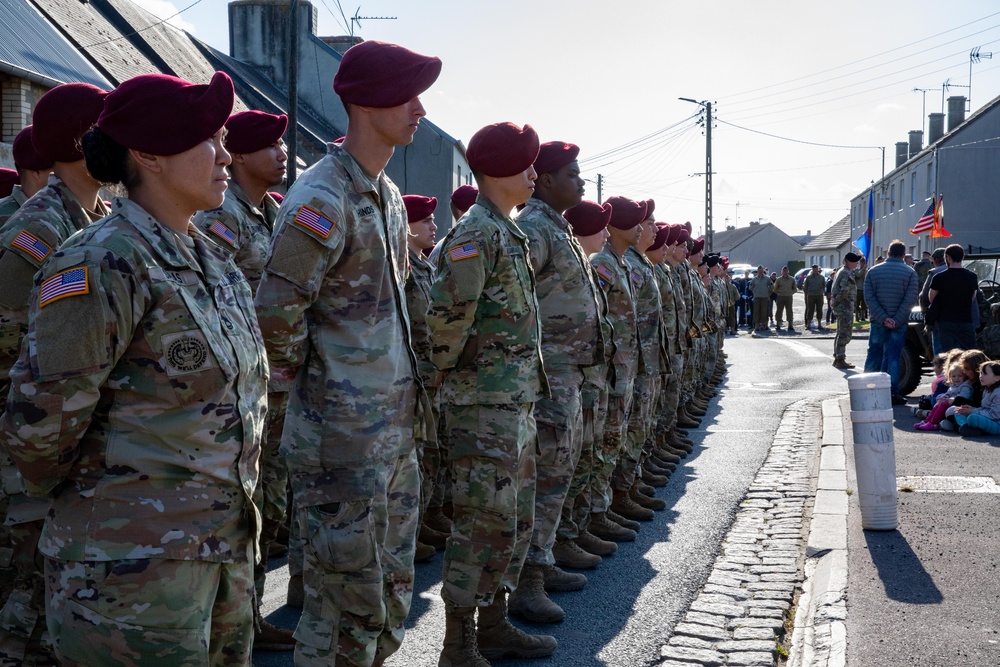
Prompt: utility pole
<box><xmin>679</xmin><ymin>98</ymin><xmax>714</xmax><ymax>251</ymax></box>
<box><xmin>287</xmin><ymin>0</ymin><xmax>299</xmax><ymax>187</ymax></box>
<box><xmin>596</xmin><ymin>174</ymin><xmax>603</xmax><ymax>204</ymax></box>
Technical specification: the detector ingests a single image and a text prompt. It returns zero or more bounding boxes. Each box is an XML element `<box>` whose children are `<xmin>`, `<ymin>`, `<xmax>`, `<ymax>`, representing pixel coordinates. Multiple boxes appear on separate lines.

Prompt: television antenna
<box><xmin>350</xmin><ymin>6</ymin><xmax>397</xmax><ymax>37</ymax></box>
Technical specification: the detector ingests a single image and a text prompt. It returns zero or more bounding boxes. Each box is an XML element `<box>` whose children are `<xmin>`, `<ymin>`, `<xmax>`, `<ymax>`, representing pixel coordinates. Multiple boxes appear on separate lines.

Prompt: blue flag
<box><xmin>853</xmin><ymin>188</ymin><xmax>873</xmax><ymax>262</ymax></box>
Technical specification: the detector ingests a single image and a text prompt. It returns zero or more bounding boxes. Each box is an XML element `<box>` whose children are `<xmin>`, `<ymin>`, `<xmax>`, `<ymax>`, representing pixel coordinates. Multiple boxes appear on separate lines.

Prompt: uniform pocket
<box><xmin>307</xmin><ymin>501</ymin><xmax>377</xmax><ymax>573</ymax></box>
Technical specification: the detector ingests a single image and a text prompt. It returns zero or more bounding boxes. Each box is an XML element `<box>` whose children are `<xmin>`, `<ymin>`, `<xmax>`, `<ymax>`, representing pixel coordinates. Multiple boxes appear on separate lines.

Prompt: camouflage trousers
<box><xmin>558</xmin><ymin>386</ymin><xmax>609</xmax><ymax>541</ymax></box>
<box><xmin>654</xmin><ymin>360</ymin><xmax>682</xmax><ymax>442</ymax></box>
<box><xmin>440</xmin><ymin>403</ymin><xmax>537</xmax><ymax>609</ymax></box>
<box><xmin>429</xmin><ymin>389</ymin><xmax>452</xmax><ymax>511</ymax></box>
<box><xmin>417</xmin><ymin>387</ymin><xmax>441</xmax><ymax>520</ymax></box>
<box><xmin>0</xmin><ymin>516</ymin><xmax>55</xmax><ymax>666</ymax></box>
<box><xmin>44</xmin><ymin>557</ymin><xmax>253</xmax><ymax>667</ymax></box>
<box><xmin>589</xmin><ymin>382</ymin><xmax>634</xmax><ymax>513</ymax></box>
<box><xmin>254</xmin><ymin>392</ymin><xmax>289</xmax><ymax>601</ymax></box>
<box><xmin>834</xmin><ymin>309</ymin><xmax>855</xmax><ymax>361</ymax></box>
<box><xmin>527</xmin><ymin>366</ymin><xmax>584</xmax><ymax>566</ymax></box>
<box><xmin>293</xmin><ymin>449</ymin><xmax>420</xmax><ymax>667</ymax></box>
<box><xmin>614</xmin><ymin>373</ymin><xmax>658</xmax><ymax>491</ymax></box>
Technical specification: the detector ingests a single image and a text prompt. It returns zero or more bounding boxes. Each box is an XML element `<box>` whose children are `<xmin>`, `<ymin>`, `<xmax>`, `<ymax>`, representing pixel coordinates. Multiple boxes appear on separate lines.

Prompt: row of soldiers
<box><xmin>0</xmin><ymin>40</ymin><xmax>733</xmax><ymax>667</ymax></box>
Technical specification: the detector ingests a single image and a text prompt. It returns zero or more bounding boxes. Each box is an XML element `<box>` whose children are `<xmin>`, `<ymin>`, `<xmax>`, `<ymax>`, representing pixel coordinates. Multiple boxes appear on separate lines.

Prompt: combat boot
<box><xmin>643</xmin><ymin>459</ymin><xmax>673</xmax><ymax>477</ymax></box>
<box><xmin>630</xmin><ymin>484</ymin><xmax>666</xmax><ymax>511</ymax></box>
<box><xmin>668</xmin><ymin>432</ymin><xmax>694</xmax><ymax>452</ymax></box>
<box><xmin>477</xmin><ymin>591</ymin><xmax>558</xmax><ymax>659</ymax></box>
<box><xmin>654</xmin><ymin>448</ymin><xmax>681</xmax><ymax>465</ymax></box>
<box><xmin>587</xmin><ymin>512</ymin><xmax>637</xmax><ymax>542</ymax></box>
<box><xmin>508</xmin><ymin>564</ymin><xmax>565</xmax><ymax>624</ymax></box>
<box><xmin>641</xmin><ymin>470</ymin><xmax>670</xmax><ymax>487</ymax></box>
<box><xmin>420</xmin><ymin>523</ymin><xmax>449</xmax><ymax>550</ymax></box>
<box><xmin>610</xmin><ymin>489</ymin><xmax>655</xmax><ymax>521</ymax></box>
<box><xmin>543</xmin><ymin>565</ymin><xmax>588</xmax><ymax>593</ymax></box>
<box><xmin>676</xmin><ymin>407</ymin><xmax>700</xmax><ymax>428</ymax></box>
<box><xmin>606</xmin><ymin>509</ymin><xmax>641</xmax><ymax>532</ymax></box>
<box><xmin>254</xmin><ymin>607</ymin><xmax>296</xmax><ymax>651</ymax></box>
<box><xmin>832</xmin><ymin>358</ymin><xmax>855</xmax><ymax>369</ymax></box>
<box><xmin>552</xmin><ymin>539</ymin><xmax>602</xmax><ymax>570</ymax></box>
<box><xmin>439</xmin><ymin>606</ymin><xmax>489</xmax><ymax>667</ymax></box>
<box><xmin>687</xmin><ymin>400</ymin><xmax>707</xmax><ymax>416</ymax></box>
<box><xmin>425</xmin><ymin>506</ymin><xmax>453</xmax><ymax>534</ymax></box>
<box><xmin>575</xmin><ymin>530</ymin><xmax>617</xmax><ymax>556</ymax></box>
<box><xmin>635</xmin><ymin>480</ymin><xmax>658</xmax><ymax>497</ymax></box>
<box><xmin>415</xmin><ymin>540</ymin><xmax>437</xmax><ymax>563</ymax></box>
<box><xmin>286</xmin><ymin>574</ymin><xmax>304</xmax><ymax>609</ymax></box>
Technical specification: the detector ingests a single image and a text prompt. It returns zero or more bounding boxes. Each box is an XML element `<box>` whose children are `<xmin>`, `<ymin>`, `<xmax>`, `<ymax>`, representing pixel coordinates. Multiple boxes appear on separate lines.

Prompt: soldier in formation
<box><xmin>832</xmin><ymin>252</ymin><xmax>863</xmax><ymax>368</ymax></box>
<box><xmin>0</xmin><ymin>37</ymin><xmax>733</xmax><ymax>667</ymax></box>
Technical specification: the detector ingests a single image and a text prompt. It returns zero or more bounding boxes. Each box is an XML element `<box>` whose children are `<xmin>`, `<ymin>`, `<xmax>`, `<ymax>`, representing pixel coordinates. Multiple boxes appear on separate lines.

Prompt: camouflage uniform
<box><xmin>254</xmin><ymin>143</ymin><xmax>420</xmax><ymax>667</ymax></box>
<box><xmin>1</xmin><ymin>197</ymin><xmax>266</xmax><ymax>666</ymax></box>
<box><xmin>516</xmin><ymin>198</ymin><xmax>603</xmax><ymax>566</ymax></box>
<box><xmin>588</xmin><ymin>244</ymin><xmax>638</xmax><ymax>513</ymax></box>
<box><xmin>0</xmin><ymin>175</ymin><xmax>108</xmax><ymax>665</ymax></box>
<box><xmin>0</xmin><ymin>185</ymin><xmax>28</xmax><ymax>227</ymax></box>
<box><xmin>615</xmin><ymin>247</ymin><xmax>661</xmax><ymax>492</ymax></box>
<box><xmin>193</xmin><ymin>181</ymin><xmax>287</xmax><ymax>601</ymax></box>
<box><xmin>831</xmin><ymin>265</ymin><xmax>858</xmax><ymax>362</ymax></box>
<box><xmin>426</xmin><ymin>196</ymin><xmax>546</xmax><ymax>608</ymax></box>
<box><xmin>405</xmin><ymin>246</ymin><xmax>441</xmax><ymax>522</ymax></box>
<box><xmin>653</xmin><ymin>263</ymin><xmax>684</xmax><ymax>441</ymax></box>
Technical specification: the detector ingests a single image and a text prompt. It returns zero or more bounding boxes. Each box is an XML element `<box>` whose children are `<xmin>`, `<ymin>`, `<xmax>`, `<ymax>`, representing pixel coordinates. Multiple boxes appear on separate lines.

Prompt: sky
<box><xmin>134</xmin><ymin>0</ymin><xmax>1000</xmax><ymax>239</ymax></box>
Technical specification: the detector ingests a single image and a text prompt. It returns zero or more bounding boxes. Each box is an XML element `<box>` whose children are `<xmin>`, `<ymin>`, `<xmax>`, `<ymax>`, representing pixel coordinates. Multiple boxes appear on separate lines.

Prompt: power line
<box><xmin>715</xmin><ymin>118</ymin><xmax>882</xmax><ymax>150</ymax></box>
<box><xmin>78</xmin><ymin>0</ymin><xmax>206</xmax><ymax>49</ymax></box>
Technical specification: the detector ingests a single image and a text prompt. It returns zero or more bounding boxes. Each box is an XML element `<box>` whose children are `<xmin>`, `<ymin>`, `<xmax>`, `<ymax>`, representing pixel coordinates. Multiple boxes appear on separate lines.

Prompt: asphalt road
<box><xmin>254</xmin><ymin>314</ymin><xmax>873</xmax><ymax>667</ymax></box>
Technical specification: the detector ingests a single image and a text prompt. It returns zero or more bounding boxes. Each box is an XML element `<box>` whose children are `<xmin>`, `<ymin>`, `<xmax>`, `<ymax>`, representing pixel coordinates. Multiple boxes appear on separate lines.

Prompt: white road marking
<box><xmin>769</xmin><ymin>338</ymin><xmax>829</xmax><ymax>358</ymax></box>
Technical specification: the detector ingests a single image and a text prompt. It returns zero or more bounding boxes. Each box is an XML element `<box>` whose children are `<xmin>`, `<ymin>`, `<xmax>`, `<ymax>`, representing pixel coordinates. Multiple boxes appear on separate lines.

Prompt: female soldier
<box><xmin>1</xmin><ymin>71</ymin><xmax>268</xmax><ymax>666</ymax></box>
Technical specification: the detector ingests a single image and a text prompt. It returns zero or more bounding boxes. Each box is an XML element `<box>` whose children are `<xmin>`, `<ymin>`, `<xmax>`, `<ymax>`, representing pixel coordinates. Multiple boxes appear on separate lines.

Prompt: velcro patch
<box><xmin>595</xmin><ymin>264</ymin><xmax>613</xmax><ymax>283</ymax></box>
<box><xmin>630</xmin><ymin>271</ymin><xmax>642</xmax><ymax>286</ymax></box>
<box><xmin>209</xmin><ymin>220</ymin><xmax>237</xmax><ymax>247</ymax></box>
<box><xmin>293</xmin><ymin>205</ymin><xmax>335</xmax><ymax>239</ymax></box>
<box><xmin>39</xmin><ymin>267</ymin><xmax>89</xmax><ymax>308</ymax></box>
<box><xmin>448</xmin><ymin>243</ymin><xmax>479</xmax><ymax>262</ymax></box>
<box><xmin>11</xmin><ymin>230</ymin><xmax>52</xmax><ymax>262</ymax></box>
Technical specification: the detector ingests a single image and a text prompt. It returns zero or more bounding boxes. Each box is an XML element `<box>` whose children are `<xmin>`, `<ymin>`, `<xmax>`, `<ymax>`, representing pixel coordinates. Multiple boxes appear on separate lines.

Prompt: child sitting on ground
<box><xmin>941</xmin><ymin>349</ymin><xmax>988</xmax><ymax>431</ymax></box>
<box><xmin>954</xmin><ymin>360</ymin><xmax>1000</xmax><ymax>436</ymax></box>
<box><xmin>915</xmin><ymin>352</ymin><xmax>952</xmax><ymax>416</ymax></box>
<box><xmin>915</xmin><ymin>360</ymin><xmax>974</xmax><ymax>430</ymax></box>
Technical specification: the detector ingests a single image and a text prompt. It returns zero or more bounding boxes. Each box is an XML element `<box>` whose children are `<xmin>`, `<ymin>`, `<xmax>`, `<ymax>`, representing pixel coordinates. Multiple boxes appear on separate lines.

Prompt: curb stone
<box><xmin>658</xmin><ymin>397</ymin><xmax>829</xmax><ymax>666</ymax></box>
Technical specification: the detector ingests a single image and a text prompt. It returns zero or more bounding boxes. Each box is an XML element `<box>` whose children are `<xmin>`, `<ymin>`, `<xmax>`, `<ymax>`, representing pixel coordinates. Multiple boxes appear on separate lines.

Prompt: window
<box><xmin>926</xmin><ymin>163</ymin><xmax>933</xmax><ymax>197</ymax></box>
<box><xmin>910</xmin><ymin>174</ymin><xmax>916</xmax><ymax>206</ymax></box>
<box><xmin>890</xmin><ymin>183</ymin><xmax>895</xmax><ymax>213</ymax></box>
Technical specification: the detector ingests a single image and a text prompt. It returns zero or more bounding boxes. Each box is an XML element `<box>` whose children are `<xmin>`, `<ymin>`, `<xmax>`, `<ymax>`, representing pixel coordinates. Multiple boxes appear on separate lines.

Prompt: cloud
<box><xmin>876</xmin><ymin>102</ymin><xmax>904</xmax><ymax>113</ymax></box>
<box><xmin>130</xmin><ymin>0</ymin><xmax>196</xmax><ymax>33</ymax></box>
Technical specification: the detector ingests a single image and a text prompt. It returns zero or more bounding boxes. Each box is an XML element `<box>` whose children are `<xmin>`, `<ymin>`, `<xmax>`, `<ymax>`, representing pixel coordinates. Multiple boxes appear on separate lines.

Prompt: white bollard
<box><xmin>847</xmin><ymin>372</ymin><xmax>898</xmax><ymax>530</ymax></box>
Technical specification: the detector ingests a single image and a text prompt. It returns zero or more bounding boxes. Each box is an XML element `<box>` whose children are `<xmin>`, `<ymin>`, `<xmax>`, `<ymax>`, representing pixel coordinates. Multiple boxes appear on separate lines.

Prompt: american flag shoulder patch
<box><xmin>630</xmin><ymin>270</ymin><xmax>642</xmax><ymax>285</ymax></box>
<box><xmin>448</xmin><ymin>243</ymin><xmax>479</xmax><ymax>262</ymax></box>
<box><xmin>209</xmin><ymin>220</ymin><xmax>237</xmax><ymax>247</ymax></box>
<box><xmin>595</xmin><ymin>264</ymin><xmax>613</xmax><ymax>282</ymax></box>
<box><xmin>39</xmin><ymin>267</ymin><xmax>89</xmax><ymax>308</ymax></box>
<box><xmin>11</xmin><ymin>230</ymin><xmax>52</xmax><ymax>262</ymax></box>
<box><xmin>293</xmin><ymin>205</ymin><xmax>335</xmax><ymax>239</ymax></box>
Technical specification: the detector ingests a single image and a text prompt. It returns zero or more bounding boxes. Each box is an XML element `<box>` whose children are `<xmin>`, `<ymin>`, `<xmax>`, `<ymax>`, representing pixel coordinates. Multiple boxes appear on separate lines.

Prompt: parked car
<box><xmin>896</xmin><ymin>252</ymin><xmax>1000</xmax><ymax>395</ymax></box>
<box><xmin>795</xmin><ymin>267</ymin><xmax>834</xmax><ymax>289</ymax></box>
<box><xmin>727</xmin><ymin>263</ymin><xmax>755</xmax><ymax>277</ymax></box>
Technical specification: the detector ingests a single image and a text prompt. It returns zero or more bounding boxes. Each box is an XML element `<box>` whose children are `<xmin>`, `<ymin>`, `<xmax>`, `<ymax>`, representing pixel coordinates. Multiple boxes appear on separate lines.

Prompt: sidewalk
<box><xmin>790</xmin><ymin>392</ymin><xmax>1000</xmax><ymax>667</ymax></box>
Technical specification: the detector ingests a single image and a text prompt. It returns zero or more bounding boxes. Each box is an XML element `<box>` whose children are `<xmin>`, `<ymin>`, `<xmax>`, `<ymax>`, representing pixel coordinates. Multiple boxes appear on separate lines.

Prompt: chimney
<box><xmin>806</xmin><ymin>230</ymin><xmax>811</xmax><ymax>236</ymax></box>
<box><xmin>928</xmin><ymin>112</ymin><xmax>945</xmax><ymax>144</ymax></box>
<box><xmin>908</xmin><ymin>130</ymin><xmax>923</xmax><ymax>158</ymax></box>
<box><xmin>229</xmin><ymin>1</ymin><xmax>318</xmax><ymax>89</ymax></box>
<box><xmin>321</xmin><ymin>36</ymin><xmax>363</xmax><ymax>55</ymax></box>
<box><xmin>726</xmin><ymin>225</ymin><xmax>735</xmax><ymax>231</ymax></box>
<box><xmin>895</xmin><ymin>141</ymin><xmax>908</xmax><ymax>168</ymax></box>
<box><xmin>947</xmin><ymin>96</ymin><xmax>967</xmax><ymax>132</ymax></box>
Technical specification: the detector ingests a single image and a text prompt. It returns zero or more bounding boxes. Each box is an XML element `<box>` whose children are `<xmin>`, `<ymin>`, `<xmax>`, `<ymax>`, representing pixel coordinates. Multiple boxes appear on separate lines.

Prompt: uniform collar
<box><xmin>474</xmin><ymin>195</ymin><xmax>528</xmax><ymax>241</ymax></box>
<box><xmin>110</xmin><ymin>197</ymin><xmax>208</xmax><ymax>272</ymax></box>
<box><xmin>519</xmin><ymin>197</ymin><xmax>570</xmax><ymax>231</ymax></box>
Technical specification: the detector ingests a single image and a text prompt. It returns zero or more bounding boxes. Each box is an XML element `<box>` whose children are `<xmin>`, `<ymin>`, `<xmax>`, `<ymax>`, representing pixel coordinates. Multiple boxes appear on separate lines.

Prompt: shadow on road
<box><xmin>863</xmin><ymin>529</ymin><xmax>943</xmax><ymax>604</ymax></box>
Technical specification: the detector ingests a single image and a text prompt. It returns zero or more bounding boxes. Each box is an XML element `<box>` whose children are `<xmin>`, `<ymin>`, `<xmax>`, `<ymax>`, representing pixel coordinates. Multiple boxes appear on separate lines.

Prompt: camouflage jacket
<box><xmin>625</xmin><ymin>247</ymin><xmax>661</xmax><ymax>376</ymax></box>
<box><xmin>406</xmin><ymin>246</ymin><xmax>437</xmax><ymax>388</ymax></box>
<box><xmin>582</xmin><ymin>267</ymin><xmax>616</xmax><ymax>409</ymax></box>
<box><xmin>591</xmin><ymin>243</ymin><xmax>638</xmax><ymax>396</ymax></box>
<box><xmin>1</xmin><ymin>198</ymin><xmax>266</xmax><ymax>563</ymax></box>
<box><xmin>688</xmin><ymin>263</ymin><xmax>707</xmax><ymax>329</ymax></box>
<box><xmin>831</xmin><ymin>265</ymin><xmax>858</xmax><ymax>310</ymax></box>
<box><xmin>654</xmin><ymin>263</ymin><xmax>682</xmax><ymax>356</ymax></box>
<box><xmin>193</xmin><ymin>180</ymin><xmax>279</xmax><ymax>294</ymax></box>
<box><xmin>0</xmin><ymin>185</ymin><xmax>28</xmax><ymax>227</ymax></box>
<box><xmin>428</xmin><ymin>196</ymin><xmax>547</xmax><ymax>405</ymax></box>
<box><xmin>254</xmin><ymin>144</ymin><xmax>418</xmax><ymax>505</ymax></box>
<box><xmin>516</xmin><ymin>198</ymin><xmax>604</xmax><ymax>368</ymax></box>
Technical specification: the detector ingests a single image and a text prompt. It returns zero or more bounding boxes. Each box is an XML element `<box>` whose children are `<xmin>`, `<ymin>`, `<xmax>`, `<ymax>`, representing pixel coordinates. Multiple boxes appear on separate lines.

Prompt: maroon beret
<box><xmin>644</xmin><ymin>199</ymin><xmax>656</xmax><ymax>219</ymax></box>
<box><xmin>467</xmin><ymin>122</ymin><xmax>540</xmax><ymax>178</ymax></box>
<box><xmin>403</xmin><ymin>194</ymin><xmax>437</xmax><ymax>223</ymax></box>
<box><xmin>533</xmin><ymin>141</ymin><xmax>580</xmax><ymax>175</ymax></box>
<box><xmin>648</xmin><ymin>222</ymin><xmax>671</xmax><ymax>251</ymax></box>
<box><xmin>0</xmin><ymin>169</ymin><xmax>18</xmax><ymax>198</ymax></box>
<box><xmin>13</xmin><ymin>126</ymin><xmax>53</xmax><ymax>172</ymax></box>
<box><xmin>334</xmin><ymin>41</ymin><xmax>442</xmax><ymax>108</ymax></box>
<box><xmin>683</xmin><ymin>220</ymin><xmax>693</xmax><ymax>233</ymax></box>
<box><xmin>721</xmin><ymin>256</ymin><xmax>730</xmax><ymax>268</ymax></box>
<box><xmin>97</xmin><ymin>72</ymin><xmax>234</xmax><ymax>156</ymax></box>
<box><xmin>691</xmin><ymin>237</ymin><xmax>705</xmax><ymax>254</ymax></box>
<box><xmin>32</xmin><ymin>83</ymin><xmax>108</xmax><ymax>162</ymax></box>
<box><xmin>450</xmin><ymin>184</ymin><xmax>478</xmax><ymax>214</ymax></box>
<box><xmin>269</xmin><ymin>191</ymin><xmax>284</xmax><ymax>204</ymax></box>
<box><xmin>674</xmin><ymin>226</ymin><xmax>690</xmax><ymax>246</ymax></box>
<box><xmin>565</xmin><ymin>200</ymin><xmax>612</xmax><ymax>237</ymax></box>
<box><xmin>225</xmin><ymin>111</ymin><xmax>288</xmax><ymax>154</ymax></box>
<box><xmin>662</xmin><ymin>223</ymin><xmax>680</xmax><ymax>247</ymax></box>
<box><xmin>606</xmin><ymin>196</ymin><xmax>647</xmax><ymax>230</ymax></box>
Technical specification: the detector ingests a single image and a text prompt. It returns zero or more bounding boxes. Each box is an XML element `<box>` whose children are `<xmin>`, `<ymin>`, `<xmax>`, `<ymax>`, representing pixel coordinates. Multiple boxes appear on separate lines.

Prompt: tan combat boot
<box><xmin>552</xmin><ymin>539</ymin><xmax>602</xmax><ymax>570</ymax></box>
<box><xmin>542</xmin><ymin>565</ymin><xmax>587</xmax><ymax>593</ymax></box>
<box><xmin>508</xmin><ymin>564</ymin><xmax>565</xmax><ymax>624</ymax></box>
<box><xmin>253</xmin><ymin>606</ymin><xmax>296</xmax><ymax>651</ymax></box>
<box><xmin>439</xmin><ymin>606</ymin><xmax>489</xmax><ymax>667</ymax></box>
<box><xmin>477</xmin><ymin>590</ymin><xmax>558</xmax><ymax>659</ymax></box>
<box><xmin>610</xmin><ymin>489</ymin><xmax>655</xmax><ymax>521</ymax></box>
<box><xmin>630</xmin><ymin>483</ymin><xmax>666</xmax><ymax>511</ymax></box>
<box><xmin>575</xmin><ymin>529</ymin><xmax>617</xmax><ymax>556</ymax></box>
<box><xmin>415</xmin><ymin>540</ymin><xmax>437</xmax><ymax>563</ymax></box>
<box><xmin>424</xmin><ymin>506</ymin><xmax>453</xmax><ymax>534</ymax></box>
<box><xmin>586</xmin><ymin>513</ymin><xmax>636</xmax><ymax>543</ymax></box>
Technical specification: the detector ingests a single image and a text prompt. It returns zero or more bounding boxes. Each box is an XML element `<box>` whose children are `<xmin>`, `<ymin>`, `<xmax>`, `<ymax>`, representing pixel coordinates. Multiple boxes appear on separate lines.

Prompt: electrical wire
<box><xmin>78</xmin><ymin>0</ymin><xmax>206</xmax><ymax>49</ymax></box>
